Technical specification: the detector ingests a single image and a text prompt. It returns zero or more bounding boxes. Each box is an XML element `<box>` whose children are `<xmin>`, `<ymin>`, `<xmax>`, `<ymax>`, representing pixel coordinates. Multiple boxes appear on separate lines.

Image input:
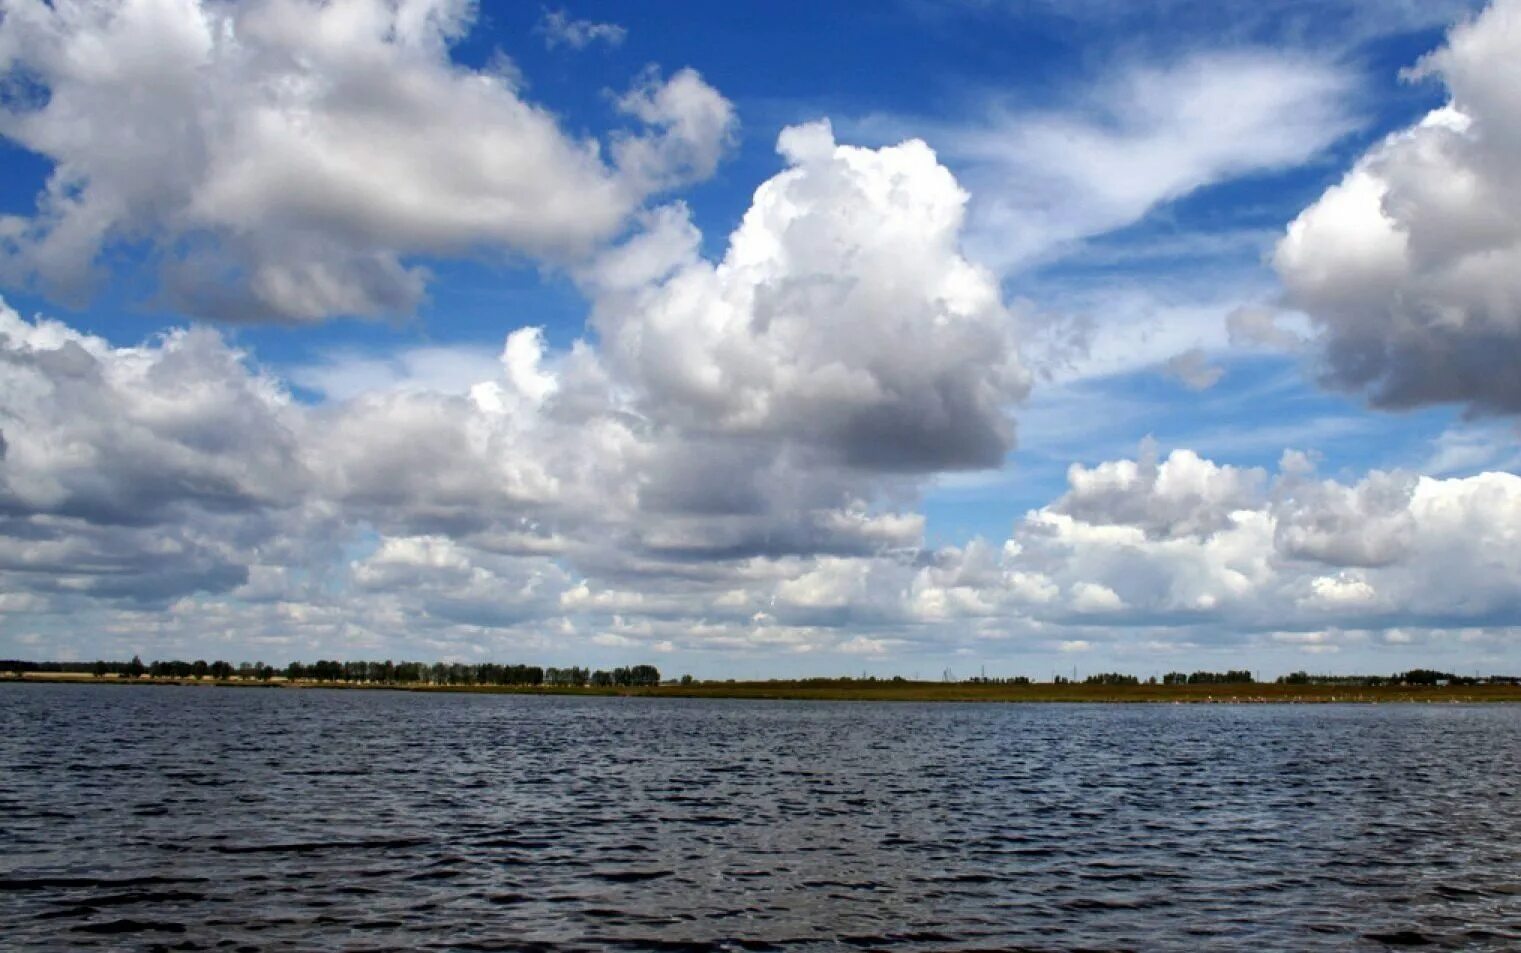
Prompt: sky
<box><xmin>2</xmin><ymin>0</ymin><xmax>1520</xmax><ymax>679</ymax></box>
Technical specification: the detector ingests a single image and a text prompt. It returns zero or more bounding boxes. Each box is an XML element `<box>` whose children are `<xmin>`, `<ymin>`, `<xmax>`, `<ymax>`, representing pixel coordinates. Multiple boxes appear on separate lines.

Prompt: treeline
<box><xmin>8</xmin><ymin>659</ymin><xmax>1520</xmax><ymax>689</ymax></box>
<box><xmin>1163</xmin><ymin>670</ymin><xmax>1255</xmax><ymax>685</ymax></box>
<box><xmin>1085</xmin><ymin>673</ymin><xmax>1141</xmax><ymax>686</ymax></box>
<box><xmin>1059</xmin><ymin>670</ymin><xmax>1251</xmax><ymax>686</ymax></box>
<box><xmin>1278</xmin><ymin>669</ymin><xmax>1520</xmax><ymax>687</ymax></box>
<box><xmin>0</xmin><ymin>657</ymin><xmax>661</xmax><ymax>688</ymax></box>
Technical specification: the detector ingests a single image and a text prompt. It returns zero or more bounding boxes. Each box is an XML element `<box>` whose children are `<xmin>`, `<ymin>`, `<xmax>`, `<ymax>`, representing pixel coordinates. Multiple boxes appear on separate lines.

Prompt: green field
<box><xmin>7</xmin><ymin>672</ymin><xmax>1521</xmax><ymax>703</ymax></box>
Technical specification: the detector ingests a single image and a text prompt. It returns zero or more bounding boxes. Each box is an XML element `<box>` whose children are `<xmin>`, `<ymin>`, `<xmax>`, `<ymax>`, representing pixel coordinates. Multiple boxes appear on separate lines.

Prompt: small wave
<box><xmin>211</xmin><ymin>837</ymin><xmax>431</xmax><ymax>854</ymax></box>
<box><xmin>69</xmin><ymin>918</ymin><xmax>187</xmax><ymax>935</ymax></box>
<box><xmin>1364</xmin><ymin>930</ymin><xmax>1437</xmax><ymax>946</ymax></box>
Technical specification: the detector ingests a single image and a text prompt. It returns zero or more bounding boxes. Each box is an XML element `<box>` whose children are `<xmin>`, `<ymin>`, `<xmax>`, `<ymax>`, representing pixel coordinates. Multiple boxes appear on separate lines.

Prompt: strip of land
<box><xmin>5</xmin><ymin>671</ymin><xmax>1521</xmax><ymax>703</ymax></box>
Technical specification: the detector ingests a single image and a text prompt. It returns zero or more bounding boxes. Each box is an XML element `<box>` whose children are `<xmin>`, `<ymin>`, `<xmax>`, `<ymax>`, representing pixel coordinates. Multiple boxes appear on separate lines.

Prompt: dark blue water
<box><xmin>2</xmin><ymin>683</ymin><xmax>1520</xmax><ymax>951</ymax></box>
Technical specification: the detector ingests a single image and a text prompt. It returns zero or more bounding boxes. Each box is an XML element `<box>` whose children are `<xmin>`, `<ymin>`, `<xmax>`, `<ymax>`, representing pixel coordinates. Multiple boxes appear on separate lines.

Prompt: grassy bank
<box><xmin>6</xmin><ymin>671</ymin><xmax>1521</xmax><ymax>703</ymax></box>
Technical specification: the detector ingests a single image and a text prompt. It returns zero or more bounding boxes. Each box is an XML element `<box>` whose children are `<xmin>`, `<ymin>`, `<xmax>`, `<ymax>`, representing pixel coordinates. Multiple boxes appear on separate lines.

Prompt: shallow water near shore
<box><xmin>3</xmin><ymin>682</ymin><xmax>1520</xmax><ymax>951</ymax></box>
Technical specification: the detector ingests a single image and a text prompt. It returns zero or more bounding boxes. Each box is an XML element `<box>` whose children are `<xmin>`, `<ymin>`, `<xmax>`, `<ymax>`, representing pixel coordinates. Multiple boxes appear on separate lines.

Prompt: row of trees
<box><xmin>278</xmin><ymin>660</ymin><xmax>662</xmax><ymax>688</ymax></box>
<box><xmin>1085</xmin><ymin>672</ymin><xmax>1141</xmax><ymax>686</ymax></box>
<box><xmin>1163</xmin><ymin>670</ymin><xmax>1255</xmax><ymax>685</ymax></box>
<box><xmin>0</xmin><ymin>658</ymin><xmax>661</xmax><ymax>688</ymax></box>
<box><xmin>1046</xmin><ymin>671</ymin><xmax>1253</xmax><ymax>686</ymax></box>
<box><xmin>9</xmin><ymin>660</ymin><xmax>1518</xmax><ymax>688</ymax></box>
<box><xmin>1277</xmin><ymin>669</ymin><xmax>1520</xmax><ymax>687</ymax></box>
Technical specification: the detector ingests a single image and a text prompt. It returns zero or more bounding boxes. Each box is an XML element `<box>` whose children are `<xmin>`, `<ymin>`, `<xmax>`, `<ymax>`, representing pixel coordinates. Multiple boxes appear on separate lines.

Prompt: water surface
<box><xmin>3</xmin><ymin>683</ymin><xmax>1519</xmax><ymax>950</ymax></box>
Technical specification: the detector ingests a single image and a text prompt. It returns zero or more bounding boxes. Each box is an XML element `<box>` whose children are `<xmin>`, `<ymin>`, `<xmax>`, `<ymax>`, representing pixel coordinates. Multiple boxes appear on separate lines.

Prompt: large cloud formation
<box><xmin>6</xmin><ymin>268</ymin><xmax>1521</xmax><ymax>665</ymax></box>
<box><xmin>0</xmin><ymin>120</ymin><xmax>1035</xmax><ymax>661</ymax></box>
<box><xmin>1</xmin><ymin>2</ymin><xmax>1518</xmax><ymax>672</ymax></box>
<box><xmin>898</xmin><ymin>448</ymin><xmax>1521</xmax><ymax>662</ymax></box>
<box><xmin>1276</xmin><ymin>0</ymin><xmax>1521</xmax><ymax>413</ymax></box>
<box><xmin>0</xmin><ymin>0</ymin><xmax>733</xmax><ymax>321</ymax></box>
<box><xmin>2</xmin><ymin>112</ymin><xmax>1518</xmax><ymax>665</ymax></box>
<box><xmin>988</xmin><ymin>450</ymin><xmax>1521</xmax><ymax>633</ymax></box>
<box><xmin>588</xmin><ymin>121</ymin><xmax>1027</xmax><ymax>473</ymax></box>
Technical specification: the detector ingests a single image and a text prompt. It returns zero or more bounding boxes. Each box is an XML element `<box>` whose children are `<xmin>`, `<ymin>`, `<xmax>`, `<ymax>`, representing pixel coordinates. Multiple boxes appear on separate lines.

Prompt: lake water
<box><xmin>2</xmin><ymin>683</ymin><xmax>1520</xmax><ymax>951</ymax></box>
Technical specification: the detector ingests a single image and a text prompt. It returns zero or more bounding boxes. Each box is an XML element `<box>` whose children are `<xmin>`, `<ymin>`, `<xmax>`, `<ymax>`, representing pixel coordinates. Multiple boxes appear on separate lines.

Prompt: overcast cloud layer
<box><xmin>0</xmin><ymin>0</ymin><xmax>1518</xmax><ymax>674</ymax></box>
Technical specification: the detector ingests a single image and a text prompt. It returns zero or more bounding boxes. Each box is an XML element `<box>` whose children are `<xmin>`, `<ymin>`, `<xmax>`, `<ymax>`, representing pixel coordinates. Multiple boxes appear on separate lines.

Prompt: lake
<box><xmin>2</xmin><ymin>683</ymin><xmax>1519</xmax><ymax>951</ymax></box>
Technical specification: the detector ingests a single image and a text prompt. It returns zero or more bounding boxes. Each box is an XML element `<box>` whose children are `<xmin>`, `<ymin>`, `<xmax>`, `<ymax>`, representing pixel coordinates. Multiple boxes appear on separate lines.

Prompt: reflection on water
<box><xmin>3</xmin><ymin>683</ymin><xmax>1520</xmax><ymax>951</ymax></box>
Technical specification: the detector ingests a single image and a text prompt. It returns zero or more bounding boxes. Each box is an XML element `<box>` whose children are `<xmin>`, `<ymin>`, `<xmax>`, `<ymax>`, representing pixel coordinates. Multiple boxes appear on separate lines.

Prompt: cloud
<box><xmin>1016</xmin><ymin>282</ymin><xmax>1273</xmax><ymax>386</ymax></box>
<box><xmin>10</xmin><ymin>276</ymin><xmax>1518</xmax><ymax>662</ymax></box>
<box><xmin>537</xmin><ymin>8</ymin><xmax>627</xmax><ymax>49</ymax></box>
<box><xmin>5</xmin><ymin>299</ymin><xmax>1521</xmax><ymax>664</ymax></box>
<box><xmin>973</xmin><ymin>446</ymin><xmax>1521</xmax><ymax>633</ymax></box>
<box><xmin>1052</xmin><ymin>442</ymin><xmax>1265</xmax><ymax>538</ymax></box>
<box><xmin>1070</xmin><ymin>582</ymin><xmax>1125</xmax><ymax>613</ymax></box>
<box><xmin>0</xmin><ymin>122</ymin><xmax>1022</xmax><ymax>652</ymax></box>
<box><xmin>0</xmin><ymin>307</ymin><xmax>305</xmax><ymax>526</ymax></box>
<box><xmin>586</xmin><ymin>120</ymin><xmax>1029</xmax><ymax>473</ymax></box>
<box><xmin>1161</xmin><ymin>347</ymin><xmax>1224</xmax><ymax>390</ymax></box>
<box><xmin>838</xmin><ymin>634</ymin><xmax>898</xmax><ymax>655</ymax></box>
<box><xmin>0</xmin><ymin>514</ymin><xmax>255</xmax><ymax>606</ymax></box>
<box><xmin>0</xmin><ymin>0</ymin><xmax>732</xmax><ymax>322</ymax></box>
<box><xmin>349</xmin><ymin>534</ymin><xmax>571</xmax><ymax>629</ymax></box>
<box><xmin>1225</xmin><ymin>305</ymin><xmax>1306</xmax><ymax>352</ymax></box>
<box><xmin>1421</xmin><ymin>421</ymin><xmax>1521</xmax><ymax>475</ymax></box>
<box><xmin>1276</xmin><ymin>0</ymin><xmax>1521</xmax><ymax>413</ymax></box>
<box><xmin>4</xmin><ymin>83</ymin><xmax>1519</xmax><ymax>669</ymax></box>
<box><xmin>945</xmin><ymin>50</ymin><xmax>1358</xmax><ymax>271</ymax></box>
<box><xmin>854</xmin><ymin>46</ymin><xmax>1357</xmax><ymax>405</ymax></box>
<box><xmin>611</xmin><ymin>67</ymin><xmax>739</xmax><ymax>193</ymax></box>
<box><xmin>1273</xmin><ymin>468</ymin><xmax>1418</xmax><ymax>567</ymax></box>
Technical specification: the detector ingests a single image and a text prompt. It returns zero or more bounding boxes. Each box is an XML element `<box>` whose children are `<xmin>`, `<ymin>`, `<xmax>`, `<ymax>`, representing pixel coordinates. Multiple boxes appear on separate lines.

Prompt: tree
<box><xmin>1085</xmin><ymin>672</ymin><xmax>1139</xmax><ymax>686</ymax></box>
<box><xmin>630</xmin><ymin>665</ymin><xmax>660</xmax><ymax>687</ymax></box>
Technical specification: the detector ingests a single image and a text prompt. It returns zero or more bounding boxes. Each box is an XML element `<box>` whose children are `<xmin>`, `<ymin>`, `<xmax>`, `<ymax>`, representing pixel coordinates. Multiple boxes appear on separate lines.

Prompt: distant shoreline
<box><xmin>5</xmin><ymin>672</ymin><xmax>1521</xmax><ymax>703</ymax></box>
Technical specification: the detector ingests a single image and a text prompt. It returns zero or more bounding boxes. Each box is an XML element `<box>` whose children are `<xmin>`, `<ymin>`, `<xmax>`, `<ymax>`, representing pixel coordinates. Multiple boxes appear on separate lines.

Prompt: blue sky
<box><xmin>2</xmin><ymin>0</ymin><xmax>1519</xmax><ymax>678</ymax></box>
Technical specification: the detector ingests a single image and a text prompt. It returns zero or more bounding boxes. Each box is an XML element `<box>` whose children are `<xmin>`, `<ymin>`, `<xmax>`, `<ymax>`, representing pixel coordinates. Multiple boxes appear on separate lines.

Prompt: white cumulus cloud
<box><xmin>1276</xmin><ymin>0</ymin><xmax>1521</xmax><ymax>413</ymax></box>
<box><xmin>0</xmin><ymin>0</ymin><xmax>733</xmax><ymax>322</ymax></box>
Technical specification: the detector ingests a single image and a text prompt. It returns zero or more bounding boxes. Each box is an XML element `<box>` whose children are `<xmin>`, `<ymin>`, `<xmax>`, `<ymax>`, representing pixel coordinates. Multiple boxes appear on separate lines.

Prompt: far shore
<box><xmin>6</xmin><ymin>671</ymin><xmax>1521</xmax><ymax>704</ymax></box>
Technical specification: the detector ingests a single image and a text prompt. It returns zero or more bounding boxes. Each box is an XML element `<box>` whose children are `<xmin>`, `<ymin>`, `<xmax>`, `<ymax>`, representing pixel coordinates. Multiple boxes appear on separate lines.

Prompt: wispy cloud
<box><xmin>945</xmin><ymin>50</ymin><xmax>1361</xmax><ymax>272</ymax></box>
<box><xmin>537</xmin><ymin>8</ymin><xmax>628</xmax><ymax>50</ymax></box>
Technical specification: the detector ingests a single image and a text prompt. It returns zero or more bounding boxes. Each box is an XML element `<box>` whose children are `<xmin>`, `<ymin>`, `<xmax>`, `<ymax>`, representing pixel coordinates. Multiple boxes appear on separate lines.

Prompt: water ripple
<box><xmin>3</xmin><ymin>685</ymin><xmax>1520</xmax><ymax>950</ymax></box>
